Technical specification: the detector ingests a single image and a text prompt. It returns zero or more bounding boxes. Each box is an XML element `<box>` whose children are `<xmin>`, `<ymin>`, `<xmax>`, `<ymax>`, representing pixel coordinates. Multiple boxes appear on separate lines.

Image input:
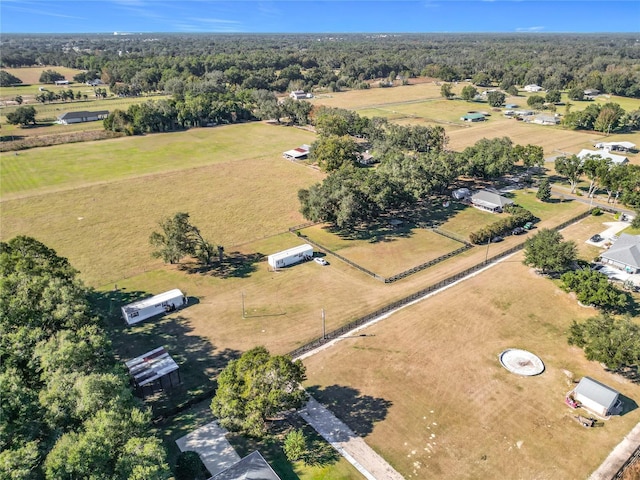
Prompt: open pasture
<box><xmin>0</xmin><ymin>123</ymin><xmax>320</xmax><ymax>284</ymax></box>
<box><xmin>0</xmin><ymin>122</ymin><xmax>316</xmax><ymax>197</ymax></box>
<box><xmin>312</xmin><ymin>81</ymin><xmax>640</xmax><ymax>157</ymax></box>
<box><xmin>300</xmin><ymin>224</ymin><xmax>465</xmax><ymax>278</ymax></box>
<box><xmin>302</xmin><ymin>256</ymin><xmax>640</xmax><ymax>479</ymax></box>
<box><xmin>1</xmin><ymin>66</ymin><xmax>86</xmax><ymax>86</ymax></box>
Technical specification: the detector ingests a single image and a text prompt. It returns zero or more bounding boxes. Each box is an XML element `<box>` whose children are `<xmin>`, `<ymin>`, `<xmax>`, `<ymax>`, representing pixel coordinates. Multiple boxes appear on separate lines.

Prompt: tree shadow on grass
<box><xmin>0</xmin><ymin>135</ymin><xmax>25</xmax><ymax>142</ymax></box>
<box><xmin>90</xmin><ymin>289</ymin><xmax>240</xmax><ymax>417</ymax></box>
<box><xmin>178</xmin><ymin>252</ymin><xmax>264</xmax><ymax>279</ymax></box>
<box><xmin>307</xmin><ymin>384</ymin><xmax>392</xmax><ymax>437</ymax></box>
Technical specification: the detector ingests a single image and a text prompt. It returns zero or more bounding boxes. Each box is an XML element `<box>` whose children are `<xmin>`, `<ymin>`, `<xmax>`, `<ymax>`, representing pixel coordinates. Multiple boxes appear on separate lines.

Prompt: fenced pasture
<box><xmin>302</xmin><ymin>256</ymin><xmax>640</xmax><ymax>480</ymax></box>
<box><xmin>0</xmin><ymin>124</ymin><xmax>320</xmax><ymax>284</ymax></box>
<box><xmin>299</xmin><ymin>224</ymin><xmax>465</xmax><ymax>278</ymax></box>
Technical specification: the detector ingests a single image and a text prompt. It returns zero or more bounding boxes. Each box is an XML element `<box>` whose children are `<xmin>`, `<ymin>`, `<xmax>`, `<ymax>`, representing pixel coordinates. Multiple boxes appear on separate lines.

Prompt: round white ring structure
<box><xmin>499</xmin><ymin>349</ymin><xmax>545</xmax><ymax>376</ymax></box>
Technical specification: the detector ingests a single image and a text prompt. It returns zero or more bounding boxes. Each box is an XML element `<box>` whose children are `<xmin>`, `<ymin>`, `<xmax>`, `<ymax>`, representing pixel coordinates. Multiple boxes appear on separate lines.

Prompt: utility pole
<box><xmin>242</xmin><ymin>291</ymin><xmax>246</xmax><ymax>319</ymax></box>
<box><xmin>322</xmin><ymin>308</ymin><xmax>326</xmax><ymax>339</ymax></box>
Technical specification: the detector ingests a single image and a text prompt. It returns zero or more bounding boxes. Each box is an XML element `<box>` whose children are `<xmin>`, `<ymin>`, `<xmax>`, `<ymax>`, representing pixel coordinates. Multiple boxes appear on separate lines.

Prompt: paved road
<box><xmin>300</xmin><ymin>396</ymin><xmax>404</xmax><ymax>480</ymax></box>
<box><xmin>589</xmin><ymin>422</ymin><xmax>640</xmax><ymax>480</ymax></box>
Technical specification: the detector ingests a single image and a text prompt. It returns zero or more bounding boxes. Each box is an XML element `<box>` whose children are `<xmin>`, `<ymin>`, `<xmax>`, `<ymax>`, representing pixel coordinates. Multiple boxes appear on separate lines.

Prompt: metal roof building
<box><xmin>125</xmin><ymin>346</ymin><xmax>180</xmax><ymax>396</ymax></box>
<box><xmin>572</xmin><ymin>377</ymin><xmax>621</xmax><ymax>417</ymax></box>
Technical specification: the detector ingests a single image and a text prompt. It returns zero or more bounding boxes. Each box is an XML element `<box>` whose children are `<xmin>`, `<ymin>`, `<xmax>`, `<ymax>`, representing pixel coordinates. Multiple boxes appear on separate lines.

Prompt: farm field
<box><xmin>0</xmin><ymin>122</ymin><xmax>316</xmax><ymax>197</ymax></box>
<box><xmin>311</xmin><ymin>80</ymin><xmax>640</xmax><ymax>159</ymax></box>
<box><xmin>1</xmin><ymin>66</ymin><xmax>86</xmax><ymax>86</ymax></box>
<box><xmin>302</xmin><ymin>256</ymin><xmax>640</xmax><ymax>480</ymax></box>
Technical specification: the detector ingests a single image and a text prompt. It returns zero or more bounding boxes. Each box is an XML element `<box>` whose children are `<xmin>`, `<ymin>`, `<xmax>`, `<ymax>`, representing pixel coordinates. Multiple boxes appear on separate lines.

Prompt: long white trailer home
<box><xmin>121</xmin><ymin>289</ymin><xmax>185</xmax><ymax>325</ymax></box>
<box><xmin>268</xmin><ymin>244</ymin><xmax>313</xmax><ymax>269</ymax></box>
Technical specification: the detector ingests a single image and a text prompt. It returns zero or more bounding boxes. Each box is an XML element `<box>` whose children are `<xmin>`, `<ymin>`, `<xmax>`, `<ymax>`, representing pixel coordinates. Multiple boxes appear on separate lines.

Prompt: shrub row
<box><xmin>469</xmin><ymin>205</ymin><xmax>536</xmax><ymax>244</ymax></box>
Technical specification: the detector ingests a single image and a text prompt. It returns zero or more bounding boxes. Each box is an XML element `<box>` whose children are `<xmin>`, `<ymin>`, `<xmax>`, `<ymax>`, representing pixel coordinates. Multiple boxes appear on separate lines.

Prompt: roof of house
<box><xmin>471</xmin><ymin>190</ymin><xmax>514</xmax><ymax>209</ymax></box>
<box><xmin>210</xmin><ymin>451</ymin><xmax>280</xmax><ymax>480</ymax></box>
<box><xmin>57</xmin><ymin>110</ymin><xmax>109</xmax><ymax>120</ymax></box>
<box><xmin>283</xmin><ymin>144</ymin><xmax>310</xmax><ymax>158</ymax></box>
<box><xmin>601</xmin><ymin>234</ymin><xmax>640</xmax><ymax>269</ymax></box>
<box><xmin>574</xmin><ymin>376</ymin><xmax>620</xmax><ymax>410</ymax></box>
<box><xmin>461</xmin><ymin>113</ymin><xmax>485</xmax><ymax>120</ymax></box>
<box><xmin>125</xmin><ymin>346</ymin><xmax>179</xmax><ymax>387</ymax></box>
<box><xmin>533</xmin><ymin>114</ymin><xmax>559</xmax><ymax>123</ymax></box>
<box><xmin>577</xmin><ymin>149</ymin><xmax>628</xmax><ymax>165</ymax></box>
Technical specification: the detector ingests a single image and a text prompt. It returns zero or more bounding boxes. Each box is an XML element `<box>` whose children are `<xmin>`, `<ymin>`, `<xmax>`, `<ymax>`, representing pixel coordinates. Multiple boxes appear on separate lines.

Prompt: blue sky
<box><xmin>2</xmin><ymin>0</ymin><xmax>639</xmax><ymax>34</ymax></box>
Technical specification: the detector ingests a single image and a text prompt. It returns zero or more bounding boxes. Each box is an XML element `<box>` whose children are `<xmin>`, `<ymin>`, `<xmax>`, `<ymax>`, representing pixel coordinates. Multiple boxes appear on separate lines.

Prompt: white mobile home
<box><xmin>268</xmin><ymin>244</ymin><xmax>313</xmax><ymax>269</ymax></box>
<box><xmin>121</xmin><ymin>289</ymin><xmax>185</xmax><ymax>325</ymax></box>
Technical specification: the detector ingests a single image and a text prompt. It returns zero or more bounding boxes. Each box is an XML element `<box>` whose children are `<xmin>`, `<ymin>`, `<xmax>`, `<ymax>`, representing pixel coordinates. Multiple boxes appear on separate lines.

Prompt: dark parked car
<box><xmin>491</xmin><ymin>236</ymin><xmax>504</xmax><ymax>243</ymax></box>
<box><xmin>512</xmin><ymin>227</ymin><xmax>525</xmax><ymax>235</ymax></box>
<box><xmin>590</xmin><ymin>234</ymin><xmax>603</xmax><ymax>242</ymax></box>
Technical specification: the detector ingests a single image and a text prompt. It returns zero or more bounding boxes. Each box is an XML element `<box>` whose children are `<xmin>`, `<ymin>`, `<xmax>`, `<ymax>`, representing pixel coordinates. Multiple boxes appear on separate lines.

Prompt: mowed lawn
<box><xmin>0</xmin><ymin>122</ymin><xmax>316</xmax><ymax>197</ymax></box>
<box><xmin>300</xmin><ymin>225</ymin><xmax>464</xmax><ymax>277</ymax></box>
<box><xmin>0</xmin><ymin>66</ymin><xmax>86</xmax><ymax>86</ymax></box>
<box><xmin>1</xmin><ymin>124</ymin><xmax>321</xmax><ymax>285</ymax></box>
<box><xmin>302</xmin><ymin>256</ymin><xmax>640</xmax><ymax>479</ymax></box>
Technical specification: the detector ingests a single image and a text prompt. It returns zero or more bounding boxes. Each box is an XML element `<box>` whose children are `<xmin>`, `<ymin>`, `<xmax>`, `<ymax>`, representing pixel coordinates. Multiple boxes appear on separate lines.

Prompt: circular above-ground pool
<box><xmin>499</xmin><ymin>349</ymin><xmax>545</xmax><ymax>376</ymax></box>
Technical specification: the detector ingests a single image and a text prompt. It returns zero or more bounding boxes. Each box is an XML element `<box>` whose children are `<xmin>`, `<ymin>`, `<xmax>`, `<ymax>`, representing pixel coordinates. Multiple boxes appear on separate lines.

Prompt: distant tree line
<box><xmin>0</xmin><ymin>236</ymin><xmax>170</xmax><ymax>480</ymax></box>
<box><xmin>2</xmin><ymin>33</ymin><xmax>639</xmax><ymax>98</ymax></box>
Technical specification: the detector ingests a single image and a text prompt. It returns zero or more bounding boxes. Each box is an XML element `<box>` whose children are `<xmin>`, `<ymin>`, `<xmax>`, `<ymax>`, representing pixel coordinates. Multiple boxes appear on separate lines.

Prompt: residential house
<box><xmin>460</xmin><ymin>113</ymin><xmax>486</xmax><ymax>122</ymax></box>
<box><xmin>471</xmin><ymin>190</ymin><xmax>514</xmax><ymax>213</ymax></box>
<box><xmin>289</xmin><ymin>90</ymin><xmax>308</xmax><ymax>100</ymax></box>
<box><xmin>584</xmin><ymin>88</ymin><xmax>600</xmax><ymax>97</ymax></box>
<box><xmin>54</xmin><ymin>79</ymin><xmax>70</xmax><ymax>86</ymax></box>
<box><xmin>531</xmin><ymin>114</ymin><xmax>560</xmax><ymax>125</ymax></box>
<box><xmin>57</xmin><ymin>110</ymin><xmax>109</xmax><ymax>125</ymax></box>
<box><xmin>523</xmin><ymin>84</ymin><xmax>543</xmax><ymax>92</ymax></box>
<box><xmin>577</xmin><ymin>149</ymin><xmax>629</xmax><ymax>166</ymax></box>
<box><xmin>600</xmin><ymin>234</ymin><xmax>640</xmax><ymax>274</ymax></box>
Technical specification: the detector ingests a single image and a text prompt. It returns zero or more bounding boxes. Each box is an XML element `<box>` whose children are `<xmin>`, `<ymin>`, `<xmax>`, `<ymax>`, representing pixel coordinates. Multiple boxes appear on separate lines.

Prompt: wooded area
<box><xmin>2</xmin><ymin>33</ymin><xmax>639</xmax><ymax>97</ymax></box>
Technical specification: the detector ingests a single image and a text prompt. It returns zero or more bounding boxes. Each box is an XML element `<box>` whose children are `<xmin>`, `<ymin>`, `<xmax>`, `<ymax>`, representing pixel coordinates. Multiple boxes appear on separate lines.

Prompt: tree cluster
<box><xmin>6</xmin><ymin>105</ymin><xmax>37</xmax><ymax>126</ymax></box>
<box><xmin>149</xmin><ymin>212</ymin><xmax>218</xmax><ymax>266</ymax></box>
<box><xmin>568</xmin><ymin>314</ymin><xmax>640</xmax><ymax>370</ymax></box>
<box><xmin>555</xmin><ymin>155</ymin><xmax>640</xmax><ymax>207</ymax></box>
<box><xmin>0</xmin><ymin>69</ymin><xmax>23</xmax><ymax>86</ymax></box>
<box><xmin>523</xmin><ymin>229</ymin><xmax>577</xmax><ymax>274</ymax></box>
<box><xmin>562</xmin><ymin>102</ymin><xmax>637</xmax><ymax>134</ymax></box>
<box><xmin>210</xmin><ymin>346</ymin><xmax>307</xmax><ymax>438</ymax></box>
<box><xmin>561</xmin><ymin>269</ymin><xmax>628</xmax><ymax>312</ymax></box>
<box><xmin>38</xmin><ymin>69</ymin><xmax>65</xmax><ymax>84</ymax></box>
<box><xmin>0</xmin><ymin>236</ymin><xmax>170</xmax><ymax>480</ymax></box>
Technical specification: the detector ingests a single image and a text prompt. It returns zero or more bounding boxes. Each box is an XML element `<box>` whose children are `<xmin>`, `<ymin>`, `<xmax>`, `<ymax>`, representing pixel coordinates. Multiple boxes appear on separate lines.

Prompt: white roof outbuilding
<box><xmin>572</xmin><ymin>377</ymin><xmax>621</xmax><ymax>417</ymax></box>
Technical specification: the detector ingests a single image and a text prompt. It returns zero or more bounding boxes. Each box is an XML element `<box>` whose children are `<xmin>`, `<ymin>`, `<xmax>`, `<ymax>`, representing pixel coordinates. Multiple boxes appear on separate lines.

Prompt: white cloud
<box><xmin>515</xmin><ymin>26</ymin><xmax>545</xmax><ymax>32</ymax></box>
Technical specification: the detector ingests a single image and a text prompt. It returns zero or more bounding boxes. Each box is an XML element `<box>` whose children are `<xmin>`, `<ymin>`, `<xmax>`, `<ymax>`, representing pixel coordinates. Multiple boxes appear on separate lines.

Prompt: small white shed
<box><xmin>572</xmin><ymin>377</ymin><xmax>621</xmax><ymax>417</ymax></box>
<box><xmin>121</xmin><ymin>289</ymin><xmax>185</xmax><ymax>325</ymax></box>
<box><xmin>268</xmin><ymin>244</ymin><xmax>313</xmax><ymax>269</ymax></box>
